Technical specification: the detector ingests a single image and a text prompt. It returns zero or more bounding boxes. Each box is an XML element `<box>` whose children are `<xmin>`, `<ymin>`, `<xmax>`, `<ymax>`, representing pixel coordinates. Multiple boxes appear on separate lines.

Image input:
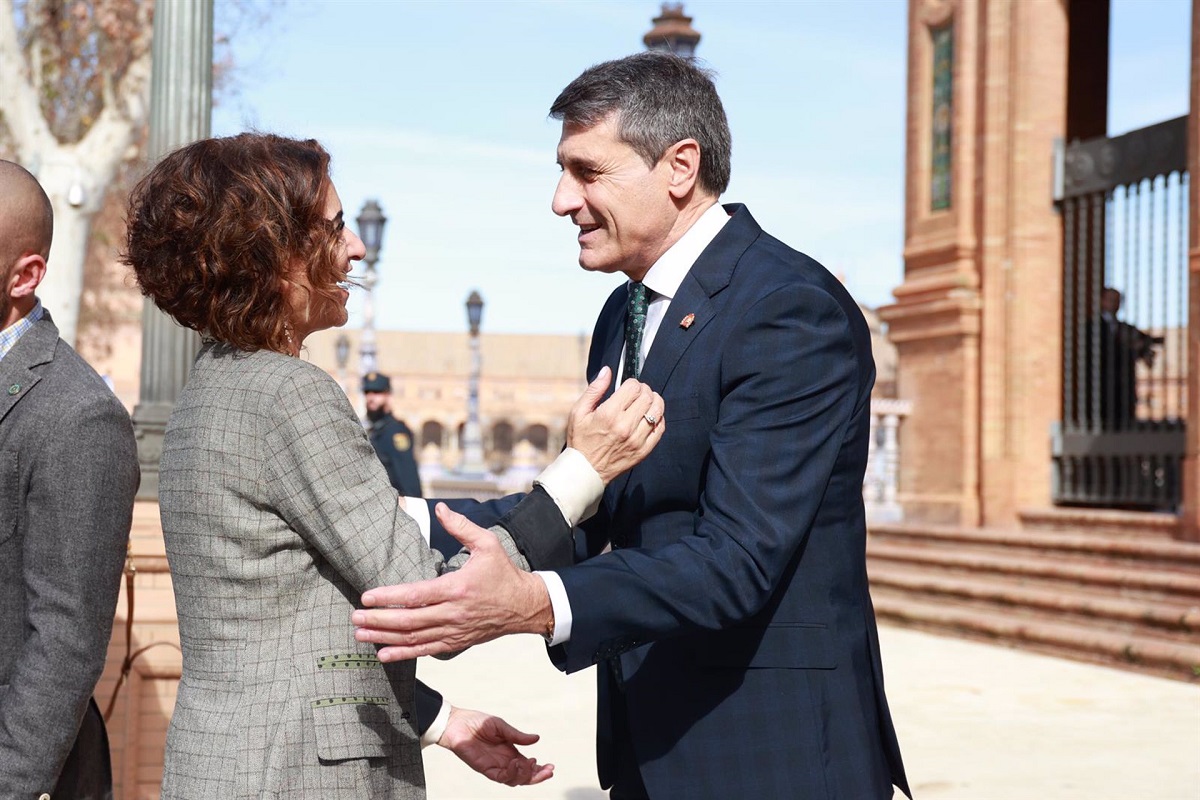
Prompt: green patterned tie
<box><xmin>623</xmin><ymin>281</ymin><xmax>648</xmax><ymax>381</ymax></box>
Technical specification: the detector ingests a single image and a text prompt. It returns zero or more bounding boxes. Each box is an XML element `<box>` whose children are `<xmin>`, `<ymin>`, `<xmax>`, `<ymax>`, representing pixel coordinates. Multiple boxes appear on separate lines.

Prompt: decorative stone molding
<box><xmin>918</xmin><ymin>0</ymin><xmax>954</xmax><ymax>27</ymax></box>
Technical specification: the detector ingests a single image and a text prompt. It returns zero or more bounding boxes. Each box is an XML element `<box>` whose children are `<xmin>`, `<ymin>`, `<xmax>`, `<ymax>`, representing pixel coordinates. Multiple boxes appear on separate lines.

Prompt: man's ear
<box><xmin>665</xmin><ymin>138</ymin><xmax>702</xmax><ymax>200</ymax></box>
<box><xmin>7</xmin><ymin>253</ymin><xmax>46</xmax><ymax>301</ymax></box>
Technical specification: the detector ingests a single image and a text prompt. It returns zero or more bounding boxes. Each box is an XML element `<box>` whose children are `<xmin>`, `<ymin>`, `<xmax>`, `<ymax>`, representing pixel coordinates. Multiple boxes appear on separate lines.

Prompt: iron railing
<box><xmin>1052</xmin><ymin>116</ymin><xmax>1188</xmax><ymax>511</ymax></box>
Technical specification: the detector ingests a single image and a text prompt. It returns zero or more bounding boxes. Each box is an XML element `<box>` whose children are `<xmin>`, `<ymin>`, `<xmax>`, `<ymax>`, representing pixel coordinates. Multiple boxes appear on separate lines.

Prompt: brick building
<box><xmin>866</xmin><ymin>0</ymin><xmax>1200</xmax><ymax>686</ymax></box>
<box><xmin>881</xmin><ymin>0</ymin><xmax>1199</xmax><ymax>533</ymax></box>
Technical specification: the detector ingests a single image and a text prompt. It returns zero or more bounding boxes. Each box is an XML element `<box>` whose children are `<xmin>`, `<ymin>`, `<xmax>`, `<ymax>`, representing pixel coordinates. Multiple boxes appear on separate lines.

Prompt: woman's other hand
<box><xmin>438</xmin><ymin>706</ymin><xmax>555</xmax><ymax>786</ymax></box>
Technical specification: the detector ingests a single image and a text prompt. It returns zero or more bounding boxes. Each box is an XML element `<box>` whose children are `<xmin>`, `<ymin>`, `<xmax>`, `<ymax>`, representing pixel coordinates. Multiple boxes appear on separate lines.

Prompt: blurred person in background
<box><xmin>362</xmin><ymin>371</ymin><xmax>423</xmax><ymax>496</ymax></box>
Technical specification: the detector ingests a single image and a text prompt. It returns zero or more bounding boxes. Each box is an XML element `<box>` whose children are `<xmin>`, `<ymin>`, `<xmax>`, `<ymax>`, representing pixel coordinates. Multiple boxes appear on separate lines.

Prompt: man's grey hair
<box><xmin>550</xmin><ymin>51</ymin><xmax>732</xmax><ymax>196</ymax></box>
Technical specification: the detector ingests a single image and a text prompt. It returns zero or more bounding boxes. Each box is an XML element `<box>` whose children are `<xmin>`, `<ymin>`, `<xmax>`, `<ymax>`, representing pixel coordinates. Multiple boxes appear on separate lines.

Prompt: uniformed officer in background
<box><xmin>362</xmin><ymin>372</ymin><xmax>423</xmax><ymax>497</ymax></box>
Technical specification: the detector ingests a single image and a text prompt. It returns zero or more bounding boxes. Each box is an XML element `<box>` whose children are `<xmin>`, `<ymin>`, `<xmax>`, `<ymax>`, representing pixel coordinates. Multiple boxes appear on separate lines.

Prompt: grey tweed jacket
<box><xmin>0</xmin><ymin>312</ymin><xmax>138</xmax><ymax>800</ymax></box>
<box><xmin>159</xmin><ymin>343</ymin><xmax>530</xmax><ymax>799</ymax></box>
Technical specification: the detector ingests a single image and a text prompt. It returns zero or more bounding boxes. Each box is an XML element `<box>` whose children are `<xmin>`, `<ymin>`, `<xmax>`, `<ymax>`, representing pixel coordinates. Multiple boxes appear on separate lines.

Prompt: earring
<box><xmin>284</xmin><ymin>323</ymin><xmax>296</xmax><ymax>354</ymax></box>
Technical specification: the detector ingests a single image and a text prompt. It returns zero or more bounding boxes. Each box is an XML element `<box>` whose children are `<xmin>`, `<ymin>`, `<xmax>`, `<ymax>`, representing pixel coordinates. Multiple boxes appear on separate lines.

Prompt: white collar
<box><xmin>637</xmin><ymin>202</ymin><xmax>730</xmax><ymax>301</ymax></box>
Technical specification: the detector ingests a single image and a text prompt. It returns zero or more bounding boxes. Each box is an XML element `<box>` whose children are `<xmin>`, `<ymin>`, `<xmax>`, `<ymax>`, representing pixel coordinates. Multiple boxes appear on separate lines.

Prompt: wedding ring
<box><xmin>643</xmin><ymin>412</ymin><xmax>658</xmax><ymax>426</ymax></box>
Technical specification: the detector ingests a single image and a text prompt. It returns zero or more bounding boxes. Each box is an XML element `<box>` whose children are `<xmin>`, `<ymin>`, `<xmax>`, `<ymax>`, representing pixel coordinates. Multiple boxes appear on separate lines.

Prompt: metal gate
<box><xmin>1052</xmin><ymin>116</ymin><xmax>1189</xmax><ymax>511</ymax></box>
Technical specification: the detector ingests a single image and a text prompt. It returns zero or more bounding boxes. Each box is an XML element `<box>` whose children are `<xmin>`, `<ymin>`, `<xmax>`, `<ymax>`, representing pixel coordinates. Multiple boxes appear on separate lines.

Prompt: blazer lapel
<box><xmin>593</xmin><ymin>285</ymin><xmax>630</xmax><ymax>517</ymax></box>
<box><xmin>0</xmin><ymin>316</ymin><xmax>59</xmax><ymax>426</ymax></box>
<box><xmin>598</xmin><ymin>317</ymin><xmax>625</xmax><ymax>401</ymax></box>
<box><xmin>638</xmin><ymin>279</ymin><xmax>716</xmax><ymax>391</ymax></box>
<box><xmin>604</xmin><ymin>279</ymin><xmax>717</xmax><ymax>508</ymax></box>
<box><xmin>606</xmin><ymin>204</ymin><xmax>761</xmax><ymax>517</ymax></box>
<box><xmin>641</xmin><ymin>203</ymin><xmax>759</xmax><ymax>393</ymax></box>
<box><xmin>587</xmin><ymin>285</ymin><xmax>629</xmax><ymax>406</ymax></box>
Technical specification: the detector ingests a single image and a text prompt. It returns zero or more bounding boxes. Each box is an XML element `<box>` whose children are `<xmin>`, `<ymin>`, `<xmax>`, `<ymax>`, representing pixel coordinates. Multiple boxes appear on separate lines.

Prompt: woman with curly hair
<box><xmin>123</xmin><ymin>133</ymin><xmax>663</xmax><ymax>797</ymax></box>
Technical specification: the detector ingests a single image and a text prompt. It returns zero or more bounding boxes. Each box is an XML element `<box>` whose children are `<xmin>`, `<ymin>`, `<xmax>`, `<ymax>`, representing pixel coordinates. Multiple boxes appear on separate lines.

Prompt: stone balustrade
<box><xmin>865</xmin><ymin>398</ymin><xmax>912</xmax><ymax>523</ymax></box>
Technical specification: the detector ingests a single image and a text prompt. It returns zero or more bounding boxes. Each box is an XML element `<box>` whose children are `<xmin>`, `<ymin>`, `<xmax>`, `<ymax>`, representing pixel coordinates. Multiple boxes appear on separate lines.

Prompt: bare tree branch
<box><xmin>0</xmin><ymin>0</ymin><xmax>52</xmax><ymax>157</ymax></box>
<box><xmin>1</xmin><ymin>0</ymin><xmax>281</xmax><ymax>345</ymax></box>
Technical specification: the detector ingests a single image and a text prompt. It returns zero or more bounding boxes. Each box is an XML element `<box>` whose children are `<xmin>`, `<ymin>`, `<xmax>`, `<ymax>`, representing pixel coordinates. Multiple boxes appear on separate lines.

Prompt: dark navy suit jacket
<box><xmin>555</xmin><ymin>205</ymin><xmax>907</xmax><ymax>799</ymax></box>
<box><xmin>432</xmin><ymin>205</ymin><xmax>909</xmax><ymax>799</ymax></box>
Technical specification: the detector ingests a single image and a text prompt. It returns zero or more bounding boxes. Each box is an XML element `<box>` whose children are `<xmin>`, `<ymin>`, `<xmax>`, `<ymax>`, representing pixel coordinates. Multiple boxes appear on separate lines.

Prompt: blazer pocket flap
<box><xmin>702</xmin><ymin>623</ymin><xmax>836</xmax><ymax>669</ymax></box>
<box><xmin>311</xmin><ymin>696</ymin><xmax>395</xmax><ymax>761</ymax></box>
<box><xmin>664</xmin><ymin>392</ymin><xmax>701</xmax><ymax>421</ymax></box>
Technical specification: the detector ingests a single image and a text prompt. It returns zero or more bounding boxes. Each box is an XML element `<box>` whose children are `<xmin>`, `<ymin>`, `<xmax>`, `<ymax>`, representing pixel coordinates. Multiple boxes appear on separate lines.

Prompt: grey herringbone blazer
<box><xmin>159</xmin><ymin>343</ymin><xmax>528</xmax><ymax>799</ymax></box>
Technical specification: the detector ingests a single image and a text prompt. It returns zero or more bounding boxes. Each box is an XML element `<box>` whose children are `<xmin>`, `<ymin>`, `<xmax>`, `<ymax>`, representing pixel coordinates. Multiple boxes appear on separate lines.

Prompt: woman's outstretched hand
<box><xmin>438</xmin><ymin>706</ymin><xmax>555</xmax><ymax>786</ymax></box>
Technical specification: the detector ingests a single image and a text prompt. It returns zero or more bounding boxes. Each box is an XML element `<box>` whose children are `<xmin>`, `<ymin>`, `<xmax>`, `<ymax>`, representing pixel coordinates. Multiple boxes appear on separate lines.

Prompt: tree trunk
<box><xmin>35</xmin><ymin>152</ymin><xmax>109</xmax><ymax>346</ymax></box>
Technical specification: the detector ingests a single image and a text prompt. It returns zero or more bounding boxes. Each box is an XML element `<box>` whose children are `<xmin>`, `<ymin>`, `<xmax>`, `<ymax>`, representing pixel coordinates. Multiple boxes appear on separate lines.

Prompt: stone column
<box><xmin>460</xmin><ymin>323</ymin><xmax>487</xmax><ymax>475</ymax></box>
<box><xmin>882</xmin><ymin>412</ymin><xmax>901</xmax><ymax>509</ymax></box>
<box><xmin>879</xmin><ymin>0</ymin><xmax>983</xmax><ymax>526</ymax></box>
<box><xmin>131</xmin><ymin>0</ymin><xmax>212</xmax><ymax>499</ymax></box>
<box><xmin>882</xmin><ymin>0</ymin><xmax>1070</xmax><ymax>526</ymax></box>
<box><xmin>976</xmin><ymin>0</ymin><xmax>1070</xmax><ymax>522</ymax></box>
<box><xmin>865</xmin><ymin>409</ymin><xmax>881</xmax><ymax>506</ymax></box>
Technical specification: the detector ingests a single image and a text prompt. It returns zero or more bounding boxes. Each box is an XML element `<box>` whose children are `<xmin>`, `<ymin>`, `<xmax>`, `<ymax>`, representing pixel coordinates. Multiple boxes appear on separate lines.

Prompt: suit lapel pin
<box><xmin>6</xmin><ymin>384</ymin><xmax>19</xmax><ymax>395</ymax></box>
<box><xmin>679</xmin><ymin>313</ymin><xmax>696</xmax><ymax>330</ymax></box>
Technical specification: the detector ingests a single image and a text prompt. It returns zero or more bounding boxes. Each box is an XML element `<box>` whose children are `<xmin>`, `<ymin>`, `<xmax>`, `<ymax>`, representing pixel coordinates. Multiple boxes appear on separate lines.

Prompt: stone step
<box><xmin>868</xmin><ymin>563</ymin><xmax>1200</xmax><ymax>641</ymax></box>
<box><xmin>1018</xmin><ymin>506</ymin><xmax>1181</xmax><ymax>539</ymax></box>
<box><xmin>869</xmin><ymin>522</ymin><xmax>1200</xmax><ymax>570</ymax></box>
<box><xmin>870</xmin><ymin>588</ymin><xmax>1200</xmax><ymax>682</ymax></box>
<box><xmin>867</xmin><ymin>540</ymin><xmax>1200</xmax><ymax>600</ymax></box>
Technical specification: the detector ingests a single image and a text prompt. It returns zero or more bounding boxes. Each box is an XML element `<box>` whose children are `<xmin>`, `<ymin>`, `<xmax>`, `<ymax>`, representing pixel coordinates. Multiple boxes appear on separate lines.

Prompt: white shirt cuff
<box><xmin>404</xmin><ymin>497</ymin><xmax>431</xmax><ymax>545</ymax></box>
<box><xmin>420</xmin><ymin>698</ymin><xmax>451</xmax><ymax>748</ymax></box>
<box><xmin>535</xmin><ymin>571</ymin><xmax>573</xmax><ymax>645</ymax></box>
<box><xmin>533</xmin><ymin>447</ymin><xmax>604</xmax><ymax>526</ymax></box>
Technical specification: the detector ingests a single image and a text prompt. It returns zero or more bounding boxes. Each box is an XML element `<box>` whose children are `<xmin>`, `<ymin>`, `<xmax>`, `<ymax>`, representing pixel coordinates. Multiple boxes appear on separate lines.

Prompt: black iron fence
<box><xmin>1052</xmin><ymin>116</ymin><xmax>1188</xmax><ymax>511</ymax></box>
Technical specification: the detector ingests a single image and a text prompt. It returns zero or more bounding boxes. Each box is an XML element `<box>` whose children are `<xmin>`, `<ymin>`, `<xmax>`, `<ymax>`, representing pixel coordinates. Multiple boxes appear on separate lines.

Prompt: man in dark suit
<box><xmin>362</xmin><ymin>371</ymin><xmax>424</xmax><ymax>496</ymax></box>
<box><xmin>355</xmin><ymin>53</ymin><xmax>909</xmax><ymax>799</ymax></box>
<box><xmin>0</xmin><ymin>161</ymin><xmax>139</xmax><ymax>798</ymax></box>
<box><xmin>1095</xmin><ymin>287</ymin><xmax>1160</xmax><ymax>430</ymax></box>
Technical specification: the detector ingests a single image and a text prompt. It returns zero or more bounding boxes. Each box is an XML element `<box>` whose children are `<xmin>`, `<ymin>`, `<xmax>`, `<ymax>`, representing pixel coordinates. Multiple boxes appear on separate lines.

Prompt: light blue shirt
<box><xmin>0</xmin><ymin>301</ymin><xmax>44</xmax><ymax>363</ymax></box>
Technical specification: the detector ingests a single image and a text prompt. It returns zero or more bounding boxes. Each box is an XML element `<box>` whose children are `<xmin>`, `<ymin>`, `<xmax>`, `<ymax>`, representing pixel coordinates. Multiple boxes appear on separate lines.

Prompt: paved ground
<box><xmin>420</xmin><ymin>626</ymin><xmax>1200</xmax><ymax>800</ymax></box>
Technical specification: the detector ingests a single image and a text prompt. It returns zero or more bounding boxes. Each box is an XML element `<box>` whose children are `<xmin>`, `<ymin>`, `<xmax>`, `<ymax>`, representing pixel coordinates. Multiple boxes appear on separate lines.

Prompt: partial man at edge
<box><xmin>0</xmin><ymin>160</ymin><xmax>140</xmax><ymax>800</ymax></box>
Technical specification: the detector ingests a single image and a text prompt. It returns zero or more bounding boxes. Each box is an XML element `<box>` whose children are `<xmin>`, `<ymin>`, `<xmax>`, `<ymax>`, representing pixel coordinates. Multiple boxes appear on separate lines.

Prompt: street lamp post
<box><xmin>460</xmin><ymin>290</ymin><xmax>488</xmax><ymax>475</ymax></box>
<box><xmin>131</xmin><ymin>0</ymin><xmax>212</xmax><ymax>500</ymax></box>
<box><xmin>334</xmin><ymin>333</ymin><xmax>350</xmax><ymax>395</ymax></box>
<box><xmin>356</xmin><ymin>200</ymin><xmax>386</xmax><ymax>378</ymax></box>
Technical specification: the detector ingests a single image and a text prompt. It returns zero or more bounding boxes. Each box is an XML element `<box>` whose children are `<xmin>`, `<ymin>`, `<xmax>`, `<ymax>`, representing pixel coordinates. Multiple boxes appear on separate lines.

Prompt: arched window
<box><xmin>492</xmin><ymin>421</ymin><xmax>515</xmax><ymax>454</ymax></box>
<box><xmin>522</xmin><ymin>423</ymin><xmax>550</xmax><ymax>452</ymax></box>
<box><xmin>487</xmin><ymin>420</ymin><xmax>516</xmax><ymax>472</ymax></box>
<box><xmin>420</xmin><ymin>420</ymin><xmax>444</xmax><ymax>449</ymax></box>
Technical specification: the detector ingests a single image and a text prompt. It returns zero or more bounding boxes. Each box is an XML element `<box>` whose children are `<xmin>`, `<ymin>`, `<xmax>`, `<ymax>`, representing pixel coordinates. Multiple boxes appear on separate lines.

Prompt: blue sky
<box><xmin>212</xmin><ymin>0</ymin><xmax>1191</xmax><ymax>336</ymax></box>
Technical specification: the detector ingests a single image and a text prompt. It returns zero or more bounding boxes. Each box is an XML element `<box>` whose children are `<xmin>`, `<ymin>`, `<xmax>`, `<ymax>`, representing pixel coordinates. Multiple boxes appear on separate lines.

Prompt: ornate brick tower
<box><xmin>881</xmin><ymin>0</ymin><xmax>1200</xmax><ymax>535</ymax></box>
<box><xmin>643</xmin><ymin>3</ymin><xmax>701</xmax><ymax>58</ymax></box>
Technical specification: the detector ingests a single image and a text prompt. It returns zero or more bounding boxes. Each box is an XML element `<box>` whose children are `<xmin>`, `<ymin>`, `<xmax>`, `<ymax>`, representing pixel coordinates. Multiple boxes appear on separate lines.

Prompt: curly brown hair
<box><xmin>122</xmin><ymin>133</ymin><xmax>345</xmax><ymax>353</ymax></box>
